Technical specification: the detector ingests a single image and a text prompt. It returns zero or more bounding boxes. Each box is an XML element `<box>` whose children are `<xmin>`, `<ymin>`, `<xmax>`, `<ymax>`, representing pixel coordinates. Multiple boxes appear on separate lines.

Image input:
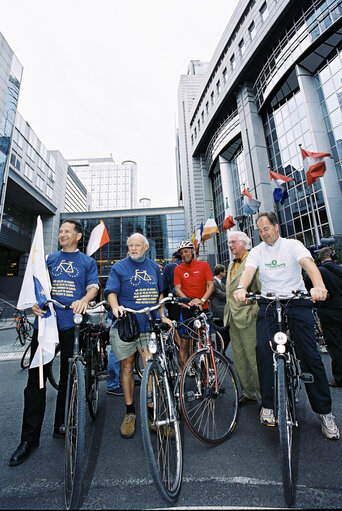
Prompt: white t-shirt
<box><xmin>245</xmin><ymin>237</ymin><xmax>312</xmax><ymax>296</ymax></box>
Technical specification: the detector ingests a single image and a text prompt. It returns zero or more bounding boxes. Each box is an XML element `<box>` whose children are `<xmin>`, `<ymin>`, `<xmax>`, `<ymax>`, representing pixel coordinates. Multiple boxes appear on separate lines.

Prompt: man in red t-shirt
<box><xmin>174</xmin><ymin>240</ymin><xmax>214</xmax><ymax>367</ymax></box>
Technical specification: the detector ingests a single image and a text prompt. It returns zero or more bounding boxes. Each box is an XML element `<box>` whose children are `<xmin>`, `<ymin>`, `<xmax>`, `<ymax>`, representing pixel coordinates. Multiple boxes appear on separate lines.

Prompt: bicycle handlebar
<box><xmin>245</xmin><ymin>290</ymin><xmax>311</xmax><ymax>301</ymax></box>
<box><xmin>118</xmin><ymin>295</ymin><xmax>191</xmax><ymax>315</ymax></box>
<box><xmin>44</xmin><ymin>298</ymin><xmax>109</xmax><ymax>314</ymax></box>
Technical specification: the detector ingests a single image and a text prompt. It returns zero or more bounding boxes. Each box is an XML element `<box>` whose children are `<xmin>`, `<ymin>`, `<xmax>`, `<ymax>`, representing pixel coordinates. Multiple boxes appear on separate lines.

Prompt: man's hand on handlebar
<box><xmin>189</xmin><ymin>298</ymin><xmax>203</xmax><ymax>310</ymax></box>
<box><xmin>71</xmin><ymin>299</ymin><xmax>91</xmax><ymax>314</ymax></box>
<box><xmin>310</xmin><ymin>286</ymin><xmax>328</xmax><ymax>303</ymax></box>
<box><xmin>32</xmin><ymin>303</ymin><xmax>47</xmax><ymax>317</ymax></box>
<box><xmin>112</xmin><ymin>305</ymin><xmax>126</xmax><ymax>319</ymax></box>
<box><xmin>234</xmin><ymin>288</ymin><xmax>248</xmax><ymax>303</ymax></box>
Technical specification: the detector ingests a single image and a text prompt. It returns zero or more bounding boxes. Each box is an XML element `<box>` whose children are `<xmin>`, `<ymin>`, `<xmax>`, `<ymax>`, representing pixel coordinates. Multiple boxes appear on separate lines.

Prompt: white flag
<box><xmin>17</xmin><ymin>216</ymin><xmax>59</xmax><ymax>368</ymax></box>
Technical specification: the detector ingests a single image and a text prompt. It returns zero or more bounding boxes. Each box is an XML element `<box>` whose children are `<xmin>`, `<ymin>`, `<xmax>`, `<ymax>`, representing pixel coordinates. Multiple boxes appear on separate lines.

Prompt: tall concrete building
<box><xmin>177</xmin><ymin>0</ymin><xmax>342</xmax><ymax>266</ymax></box>
<box><xmin>68</xmin><ymin>156</ymin><xmax>138</xmax><ymax>211</ymax></box>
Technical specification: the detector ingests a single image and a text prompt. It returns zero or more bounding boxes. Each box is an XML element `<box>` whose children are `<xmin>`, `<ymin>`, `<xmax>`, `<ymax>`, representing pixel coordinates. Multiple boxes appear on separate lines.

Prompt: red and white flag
<box><xmin>86</xmin><ymin>221</ymin><xmax>110</xmax><ymax>256</ymax></box>
<box><xmin>301</xmin><ymin>148</ymin><xmax>332</xmax><ymax>186</ymax></box>
<box><xmin>222</xmin><ymin>198</ymin><xmax>235</xmax><ymax>231</ymax></box>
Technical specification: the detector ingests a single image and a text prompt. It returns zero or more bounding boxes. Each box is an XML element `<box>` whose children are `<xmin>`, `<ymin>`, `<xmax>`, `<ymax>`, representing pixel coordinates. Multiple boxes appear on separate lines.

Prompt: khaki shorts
<box><xmin>110</xmin><ymin>327</ymin><xmax>151</xmax><ymax>361</ymax></box>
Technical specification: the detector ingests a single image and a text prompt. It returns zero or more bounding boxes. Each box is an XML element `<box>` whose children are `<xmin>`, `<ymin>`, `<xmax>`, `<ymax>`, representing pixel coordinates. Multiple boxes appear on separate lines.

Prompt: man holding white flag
<box><xmin>10</xmin><ymin>219</ymin><xmax>99</xmax><ymax>467</ymax></box>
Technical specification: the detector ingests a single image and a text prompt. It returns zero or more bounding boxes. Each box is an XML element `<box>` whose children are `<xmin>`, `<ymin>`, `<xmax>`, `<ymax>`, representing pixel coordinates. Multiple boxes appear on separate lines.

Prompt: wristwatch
<box><xmin>237</xmin><ymin>285</ymin><xmax>246</xmax><ymax>290</ymax></box>
<box><xmin>201</xmin><ymin>298</ymin><xmax>206</xmax><ymax>303</ymax></box>
<box><xmin>160</xmin><ymin>314</ymin><xmax>166</xmax><ymax>318</ymax></box>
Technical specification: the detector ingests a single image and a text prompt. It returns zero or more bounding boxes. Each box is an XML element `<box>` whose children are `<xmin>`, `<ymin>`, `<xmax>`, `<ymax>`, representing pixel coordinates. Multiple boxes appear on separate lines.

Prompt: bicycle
<box><xmin>246</xmin><ymin>290</ymin><xmax>314</xmax><ymax>506</ymax></box>
<box><xmin>14</xmin><ymin>310</ymin><xmax>34</xmax><ymax>346</ymax></box>
<box><xmin>179</xmin><ymin>305</ymin><xmax>240</xmax><ymax>446</ymax></box>
<box><xmin>117</xmin><ymin>296</ymin><xmax>183</xmax><ymax>503</ymax></box>
<box><xmin>45</xmin><ymin>298</ymin><xmax>109</xmax><ymax>510</ymax></box>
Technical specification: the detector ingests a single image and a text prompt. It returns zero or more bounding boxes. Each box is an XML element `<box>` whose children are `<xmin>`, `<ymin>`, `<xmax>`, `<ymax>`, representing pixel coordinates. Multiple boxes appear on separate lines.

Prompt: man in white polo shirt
<box><xmin>234</xmin><ymin>212</ymin><xmax>339</xmax><ymax>440</ymax></box>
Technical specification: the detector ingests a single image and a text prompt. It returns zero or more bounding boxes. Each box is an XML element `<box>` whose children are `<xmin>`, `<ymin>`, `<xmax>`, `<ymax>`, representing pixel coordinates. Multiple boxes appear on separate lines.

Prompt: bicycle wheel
<box><xmin>277</xmin><ymin>357</ymin><xmax>294</xmax><ymax>506</ymax></box>
<box><xmin>20</xmin><ymin>342</ymin><xmax>31</xmax><ymax>369</ymax></box>
<box><xmin>0</xmin><ymin>309</ymin><xmax>6</xmax><ymax>328</ymax></box>
<box><xmin>134</xmin><ymin>350</ymin><xmax>144</xmax><ymax>379</ymax></box>
<box><xmin>140</xmin><ymin>359</ymin><xmax>182</xmax><ymax>503</ymax></box>
<box><xmin>180</xmin><ymin>348</ymin><xmax>239</xmax><ymax>445</ymax></box>
<box><xmin>65</xmin><ymin>359</ymin><xmax>86</xmax><ymax>510</ymax></box>
<box><xmin>86</xmin><ymin>347</ymin><xmax>99</xmax><ymax>419</ymax></box>
<box><xmin>47</xmin><ymin>344</ymin><xmax>61</xmax><ymax>390</ymax></box>
<box><xmin>211</xmin><ymin>330</ymin><xmax>224</xmax><ymax>354</ymax></box>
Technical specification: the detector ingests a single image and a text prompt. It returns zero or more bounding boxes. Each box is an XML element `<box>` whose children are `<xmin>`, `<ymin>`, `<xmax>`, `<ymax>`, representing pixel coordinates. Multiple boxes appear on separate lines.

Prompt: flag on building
<box><xmin>269</xmin><ymin>170</ymin><xmax>294</xmax><ymax>204</ymax></box>
<box><xmin>191</xmin><ymin>227</ymin><xmax>196</xmax><ymax>245</ymax></box>
<box><xmin>17</xmin><ymin>216</ymin><xmax>59</xmax><ymax>368</ymax></box>
<box><xmin>202</xmin><ymin>213</ymin><xmax>219</xmax><ymax>242</ymax></box>
<box><xmin>86</xmin><ymin>220</ymin><xmax>110</xmax><ymax>256</ymax></box>
<box><xmin>222</xmin><ymin>198</ymin><xmax>235</xmax><ymax>231</ymax></box>
<box><xmin>194</xmin><ymin>223</ymin><xmax>203</xmax><ymax>255</ymax></box>
<box><xmin>242</xmin><ymin>188</ymin><xmax>261</xmax><ymax>215</ymax></box>
<box><xmin>300</xmin><ymin>148</ymin><xmax>332</xmax><ymax>186</ymax></box>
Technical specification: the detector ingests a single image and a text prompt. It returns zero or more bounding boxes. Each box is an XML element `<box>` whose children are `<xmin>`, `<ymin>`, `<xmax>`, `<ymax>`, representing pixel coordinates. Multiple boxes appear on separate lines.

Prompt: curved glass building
<box><xmin>177</xmin><ymin>0</ymin><xmax>342</xmax><ymax>265</ymax></box>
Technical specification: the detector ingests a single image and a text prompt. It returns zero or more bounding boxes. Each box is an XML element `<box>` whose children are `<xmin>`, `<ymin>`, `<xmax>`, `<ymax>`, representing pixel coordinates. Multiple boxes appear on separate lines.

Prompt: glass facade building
<box><xmin>61</xmin><ymin>208</ymin><xmax>186</xmax><ymax>284</ymax></box>
<box><xmin>68</xmin><ymin>157</ymin><xmax>138</xmax><ymax>211</ymax></box>
<box><xmin>177</xmin><ymin>0</ymin><xmax>342</xmax><ymax>267</ymax></box>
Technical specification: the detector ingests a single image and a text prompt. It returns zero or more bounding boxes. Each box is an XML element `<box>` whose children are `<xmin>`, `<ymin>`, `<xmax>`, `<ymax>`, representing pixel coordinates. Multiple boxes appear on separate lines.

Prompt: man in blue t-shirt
<box><xmin>9</xmin><ymin>219</ymin><xmax>99</xmax><ymax>467</ymax></box>
<box><xmin>105</xmin><ymin>233</ymin><xmax>172</xmax><ymax>439</ymax></box>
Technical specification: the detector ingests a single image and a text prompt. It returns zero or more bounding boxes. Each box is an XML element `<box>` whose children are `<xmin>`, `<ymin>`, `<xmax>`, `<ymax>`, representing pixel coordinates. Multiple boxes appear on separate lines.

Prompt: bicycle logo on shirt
<box><xmin>130</xmin><ymin>269</ymin><xmax>156</xmax><ymax>287</ymax></box>
<box><xmin>51</xmin><ymin>260</ymin><xmax>80</xmax><ymax>278</ymax></box>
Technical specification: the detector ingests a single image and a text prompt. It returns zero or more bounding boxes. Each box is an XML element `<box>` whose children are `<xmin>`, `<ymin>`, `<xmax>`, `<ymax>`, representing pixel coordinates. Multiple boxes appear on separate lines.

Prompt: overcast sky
<box><xmin>1</xmin><ymin>0</ymin><xmax>240</xmax><ymax>207</ymax></box>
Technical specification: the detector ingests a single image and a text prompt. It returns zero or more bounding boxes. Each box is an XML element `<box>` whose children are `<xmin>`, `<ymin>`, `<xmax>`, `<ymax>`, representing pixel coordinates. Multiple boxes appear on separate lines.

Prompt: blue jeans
<box><xmin>107</xmin><ymin>348</ymin><xmax>121</xmax><ymax>390</ymax></box>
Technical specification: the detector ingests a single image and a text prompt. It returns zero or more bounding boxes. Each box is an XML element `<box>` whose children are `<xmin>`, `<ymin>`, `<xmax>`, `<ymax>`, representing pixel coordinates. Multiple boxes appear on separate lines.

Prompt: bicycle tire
<box><xmin>64</xmin><ymin>359</ymin><xmax>86</xmax><ymax>510</ymax></box>
<box><xmin>134</xmin><ymin>350</ymin><xmax>144</xmax><ymax>379</ymax></box>
<box><xmin>211</xmin><ymin>330</ymin><xmax>224</xmax><ymax>354</ymax></box>
<box><xmin>180</xmin><ymin>348</ymin><xmax>239</xmax><ymax>445</ymax></box>
<box><xmin>277</xmin><ymin>356</ymin><xmax>294</xmax><ymax>506</ymax></box>
<box><xmin>140</xmin><ymin>359</ymin><xmax>182</xmax><ymax>503</ymax></box>
<box><xmin>0</xmin><ymin>310</ymin><xmax>6</xmax><ymax>328</ymax></box>
<box><xmin>47</xmin><ymin>344</ymin><xmax>61</xmax><ymax>390</ymax></box>
<box><xmin>86</xmin><ymin>346</ymin><xmax>99</xmax><ymax>419</ymax></box>
<box><xmin>20</xmin><ymin>342</ymin><xmax>31</xmax><ymax>369</ymax></box>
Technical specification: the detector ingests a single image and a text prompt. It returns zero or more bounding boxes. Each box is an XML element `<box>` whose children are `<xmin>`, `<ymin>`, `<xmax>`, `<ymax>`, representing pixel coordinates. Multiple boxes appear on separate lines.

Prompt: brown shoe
<box><xmin>329</xmin><ymin>379</ymin><xmax>342</xmax><ymax>389</ymax></box>
<box><xmin>121</xmin><ymin>413</ymin><xmax>136</xmax><ymax>438</ymax></box>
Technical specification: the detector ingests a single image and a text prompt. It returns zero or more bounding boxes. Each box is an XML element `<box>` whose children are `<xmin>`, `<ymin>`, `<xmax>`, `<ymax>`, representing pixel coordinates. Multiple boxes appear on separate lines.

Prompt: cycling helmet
<box><xmin>178</xmin><ymin>240</ymin><xmax>194</xmax><ymax>250</ymax></box>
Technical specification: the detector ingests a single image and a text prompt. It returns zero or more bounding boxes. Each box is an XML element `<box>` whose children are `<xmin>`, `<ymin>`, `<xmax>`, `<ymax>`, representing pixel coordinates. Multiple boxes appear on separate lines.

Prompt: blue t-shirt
<box><xmin>47</xmin><ymin>250</ymin><xmax>99</xmax><ymax>330</ymax></box>
<box><xmin>104</xmin><ymin>257</ymin><xmax>163</xmax><ymax>332</ymax></box>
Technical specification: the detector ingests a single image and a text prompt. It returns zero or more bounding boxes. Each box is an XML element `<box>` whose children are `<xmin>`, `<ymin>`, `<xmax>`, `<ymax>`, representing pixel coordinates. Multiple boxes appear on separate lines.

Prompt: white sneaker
<box><xmin>316</xmin><ymin>412</ymin><xmax>340</xmax><ymax>440</ymax></box>
<box><xmin>260</xmin><ymin>407</ymin><xmax>276</xmax><ymax>426</ymax></box>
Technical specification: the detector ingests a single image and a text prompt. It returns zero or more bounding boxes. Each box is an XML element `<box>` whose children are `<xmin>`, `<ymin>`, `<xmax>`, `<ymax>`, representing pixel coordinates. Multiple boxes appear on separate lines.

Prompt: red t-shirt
<box><xmin>174</xmin><ymin>259</ymin><xmax>213</xmax><ymax>308</ymax></box>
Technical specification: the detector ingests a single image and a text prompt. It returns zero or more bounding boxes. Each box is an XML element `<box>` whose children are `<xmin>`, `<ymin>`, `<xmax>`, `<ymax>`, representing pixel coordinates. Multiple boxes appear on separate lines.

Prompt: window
<box><xmin>24</xmin><ymin>163</ymin><xmax>33</xmax><ymax>181</ymax></box>
<box><xmin>223</xmin><ymin>67</ymin><xmax>227</xmax><ymax>84</ymax></box>
<box><xmin>197</xmin><ymin>119</ymin><xmax>200</xmax><ymax>132</ymax></box>
<box><xmin>260</xmin><ymin>2</ymin><xmax>269</xmax><ymax>22</ymax></box>
<box><xmin>248</xmin><ymin>21</ymin><xmax>256</xmax><ymax>40</ymax></box>
<box><xmin>210</xmin><ymin>91</ymin><xmax>215</xmax><ymax>106</ymax></box>
<box><xmin>201</xmin><ymin>111</ymin><xmax>204</xmax><ymax>123</ymax></box>
<box><xmin>27</xmin><ymin>144</ymin><xmax>35</xmax><ymax>163</ymax></box>
<box><xmin>216</xmin><ymin>80</ymin><xmax>221</xmax><ymax>96</ymax></box>
<box><xmin>239</xmin><ymin>39</ymin><xmax>245</xmax><ymax>56</ymax></box>
<box><xmin>46</xmin><ymin>184</ymin><xmax>53</xmax><ymax>199</ymax></box>
<box><xmin>230</xmin><ymin>54</ymin><xmax>236</xmax><ymax>71</ymax></box>
<box><xmin>36</xmin><ymin>174</ymin><xmax>45</xmax><ymax>191</ymax></box>
<box><xmin>194</xmin><ymin>127</ymin><xmax>197</xmax><ymax>139</ymax></box>
<box><xmin>205</xmin><ymin>101</ymin><xmax>209</xmax><ymax>115</ymax></box>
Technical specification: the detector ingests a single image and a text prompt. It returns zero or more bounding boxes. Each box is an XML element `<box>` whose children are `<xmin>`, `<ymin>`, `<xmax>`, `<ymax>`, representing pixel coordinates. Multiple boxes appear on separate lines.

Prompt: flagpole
<box><xmin>299</xmin><ymin>144</ymin><xmax>320</xmax><ymax>245</ymax></box>
<box><xmin>38</xmin><ymin>316</ymin><xmax>44</xmax><ymax>389</ymax></box>
<box><xmin>99</xmin><ymin>245</ymin><xmax>102</xmax><ymax>300</ymax></box>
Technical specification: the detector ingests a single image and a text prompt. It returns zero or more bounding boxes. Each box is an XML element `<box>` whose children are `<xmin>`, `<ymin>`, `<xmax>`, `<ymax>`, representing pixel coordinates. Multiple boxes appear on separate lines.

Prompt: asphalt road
<box><xmin>1</xmin><ymin>327</ymin><xmax>342</xmax><ymax>510</ymax></box>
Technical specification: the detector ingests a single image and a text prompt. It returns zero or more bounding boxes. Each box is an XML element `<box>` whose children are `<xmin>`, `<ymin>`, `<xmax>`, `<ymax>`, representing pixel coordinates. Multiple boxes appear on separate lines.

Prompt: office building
<box><xmin>68</xmin><ymin>157</ymin><xmax>138</xmax><ymax>211</ymax></box>
<box><xmin>177</xmin><ymin>0</ymin><xmax>342</xmax><ymax>265</ymax></box>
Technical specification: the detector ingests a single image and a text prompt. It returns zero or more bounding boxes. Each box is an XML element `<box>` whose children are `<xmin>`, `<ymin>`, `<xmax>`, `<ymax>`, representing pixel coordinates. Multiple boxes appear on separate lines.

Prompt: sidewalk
<box><xmin>0</xmin><ymin>321</ymin><xmax>30</xmax><ymax>362</ymax></box>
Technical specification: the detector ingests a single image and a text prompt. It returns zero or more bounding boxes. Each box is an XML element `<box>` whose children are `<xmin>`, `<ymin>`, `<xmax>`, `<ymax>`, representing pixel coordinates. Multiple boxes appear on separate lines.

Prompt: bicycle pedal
<box><xmin>300</xmin><ymin>372</ymin><xmax>314</xmax><ymax>383</ymax></box>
